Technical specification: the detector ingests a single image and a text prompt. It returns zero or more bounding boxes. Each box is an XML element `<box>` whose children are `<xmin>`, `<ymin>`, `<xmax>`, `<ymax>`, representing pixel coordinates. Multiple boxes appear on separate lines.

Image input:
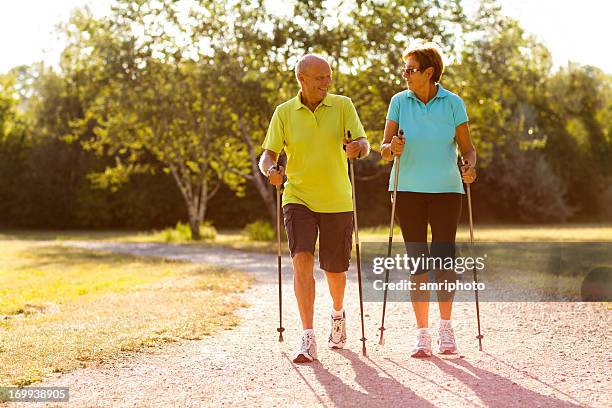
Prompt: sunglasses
<box><xmin>401</xmin><ymin>66</ymin><xmax>423</xmax><ymax>75</ymax></box>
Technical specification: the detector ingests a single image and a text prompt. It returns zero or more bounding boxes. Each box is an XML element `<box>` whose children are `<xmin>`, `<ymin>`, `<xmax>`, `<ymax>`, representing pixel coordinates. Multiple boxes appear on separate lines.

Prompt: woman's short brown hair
<box><xmin>402</xmin><ymin>40</ymin><xmax>445</xmax><ymax>84</ymax></box>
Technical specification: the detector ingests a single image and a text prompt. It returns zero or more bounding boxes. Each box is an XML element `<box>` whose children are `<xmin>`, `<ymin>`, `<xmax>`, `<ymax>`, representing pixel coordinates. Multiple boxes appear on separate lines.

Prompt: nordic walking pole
<box><xmin>463</xmin><ymin>159</ymin><xmax>483</xmax><ymax>351</ymax></box>
<box><xmin>346</xmin><ymin>130</ymin><xmax>367</xmax><ymax>356</ymax></box>
<box><xmin>378</xmin><ymin>128</ymin><xmax>404</xmax><ymax>345</ymax></box>
<box><xmin>274</xmin><ymin>164</ymin><xmax>285</xmax><ymax>342</ymax></box>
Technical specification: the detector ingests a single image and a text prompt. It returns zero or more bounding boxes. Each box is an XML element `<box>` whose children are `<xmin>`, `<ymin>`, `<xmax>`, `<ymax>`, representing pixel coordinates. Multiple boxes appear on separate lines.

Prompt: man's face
<box><xmin>299</xmin><ymin>60</ymin><xmax>332</xmax><ymax>102</ymax></box>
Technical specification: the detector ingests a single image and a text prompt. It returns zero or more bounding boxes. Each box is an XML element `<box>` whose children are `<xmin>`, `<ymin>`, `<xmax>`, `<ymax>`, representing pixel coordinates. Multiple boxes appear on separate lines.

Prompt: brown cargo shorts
<box><xmin>283</xmin><ymin>203</ymin><xmax>353</xmax><ymax>272</ymax></box>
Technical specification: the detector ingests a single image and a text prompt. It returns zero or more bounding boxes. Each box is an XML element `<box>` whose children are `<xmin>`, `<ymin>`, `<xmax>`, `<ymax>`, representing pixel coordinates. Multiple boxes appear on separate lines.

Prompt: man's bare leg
<box><xmin>293</xmin><ymin>252</ymin><xmax>315</xmax><ymax>329</ymax></box>
<box><xmin>324</xmin><ymin>271</ymin><xmax>346</xmax><ymax>311</ymax></box>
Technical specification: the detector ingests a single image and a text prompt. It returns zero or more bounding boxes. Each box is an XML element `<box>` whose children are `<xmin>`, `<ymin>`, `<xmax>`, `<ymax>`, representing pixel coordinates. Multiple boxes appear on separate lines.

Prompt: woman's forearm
<box><xmin>381</xmin><ymin>143</ymin><xmax>394</xmax><ymax>161</ymax></box>
<box><xmin>461</xmin><ymin>148</ymin><xmax>477</xmax><ymax>165</ymax></box>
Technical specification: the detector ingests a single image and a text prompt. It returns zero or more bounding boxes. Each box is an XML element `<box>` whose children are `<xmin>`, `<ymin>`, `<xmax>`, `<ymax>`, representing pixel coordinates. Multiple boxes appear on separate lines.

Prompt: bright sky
<box><xmin>1</xmin><ymin>0</ymin><xmax>611</xmax><ymax>75</ymax></box>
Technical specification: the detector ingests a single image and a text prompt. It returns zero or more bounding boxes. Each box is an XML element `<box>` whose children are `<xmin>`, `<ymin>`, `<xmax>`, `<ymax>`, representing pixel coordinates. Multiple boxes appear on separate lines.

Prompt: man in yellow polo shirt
<box><xmin>259</xmin><ymin>54</ymin><xmax>369</xmax><ymax>363</ymax></box>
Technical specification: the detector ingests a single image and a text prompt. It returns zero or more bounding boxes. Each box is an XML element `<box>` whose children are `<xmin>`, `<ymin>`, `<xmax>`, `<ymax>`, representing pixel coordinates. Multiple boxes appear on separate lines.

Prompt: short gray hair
<box><xmin>294</xmin><ymin>54</ymin><xmax>329</xmax><ymax>80</ymax></box>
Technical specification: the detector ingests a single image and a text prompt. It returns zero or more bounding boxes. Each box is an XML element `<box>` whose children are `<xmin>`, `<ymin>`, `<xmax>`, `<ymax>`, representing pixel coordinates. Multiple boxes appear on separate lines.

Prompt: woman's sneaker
<box><xmin>293</xmin><ymin>330</ymin><xmax>318</xmax><ymax>363</ymax></box>
<box><xmin>411</xmin><ymin>329</ymin><xmax>432</xmax><ymax>358</ymax></box>
<box><xmin>438</xmin><ymin>321</ymin><xmax>458</xmax><ymax>354</ymax></box>
<box><xmin>328</xmin><ymin>311</ymin><xmax>347</xmax><ymax>349</ymax></box>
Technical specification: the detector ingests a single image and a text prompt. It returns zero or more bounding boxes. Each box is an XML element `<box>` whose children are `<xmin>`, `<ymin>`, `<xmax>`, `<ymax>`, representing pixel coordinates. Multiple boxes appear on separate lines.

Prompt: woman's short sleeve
<box><xmin>386</xmin><ymin>93</ymin><xmax>401</xmax><ymax>123</ymax></box>
<box><xmin>452</xmin><ymin>96</ymin><xmax>468</xmax><ymax>127</ymax></box>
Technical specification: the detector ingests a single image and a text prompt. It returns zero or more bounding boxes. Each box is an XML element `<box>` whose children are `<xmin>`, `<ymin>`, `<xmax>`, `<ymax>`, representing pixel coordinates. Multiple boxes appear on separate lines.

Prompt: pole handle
<box><xmin>343</xmin><ymin>130</ymin><xmax>353</xmax><ymax>150</ymax></box>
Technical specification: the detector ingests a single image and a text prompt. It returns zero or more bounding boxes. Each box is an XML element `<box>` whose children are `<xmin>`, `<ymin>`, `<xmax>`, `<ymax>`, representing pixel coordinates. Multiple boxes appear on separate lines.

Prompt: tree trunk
<box><xmin>193</xmin><ymin>177</ymin><xmax>209</xmax><ymax>240</ymax></box>
<box><xmin>236</xmin><ymin>151</ymin><xmax>276</xmax><ymax>225</ymax></box>
<box><xmin>186</xmin><ymin>200</ymin><xmax>202</xmax><ymax>241</ymax></box>
<box><xmin>168</xmin><ymin>163</ymin><xmax>205</xmax><ymax>241</ymax></box>
<box><xmin>189</xmin><ymin>217</ymin><xmax>201</xmax><ymax>240</ymax></box>
<box><xmin>252</xmin><ymin>170</ymin><xmax>276</xmax><ymax>225</ymax></box>
<box><xmin>240</xmin><ymin>121</ymin><xmax>277</xmax><ymax>225</ymax></box>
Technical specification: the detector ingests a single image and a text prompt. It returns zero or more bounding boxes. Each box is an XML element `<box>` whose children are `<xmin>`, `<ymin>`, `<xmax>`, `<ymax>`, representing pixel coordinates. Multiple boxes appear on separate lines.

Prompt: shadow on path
<box><xmin>386</xmin><ymin>355</ymin><xmax>585</xmax><ymax>408</ymax></box>
<box><xmin>289</xmin><ymin>349</ymin><xmax>435</xmax><ymax>408</ymax></box>
<box><xmin>483</xmin><ymin>352</ymin><xmax>586</xmax><ymax>406</ymax></box>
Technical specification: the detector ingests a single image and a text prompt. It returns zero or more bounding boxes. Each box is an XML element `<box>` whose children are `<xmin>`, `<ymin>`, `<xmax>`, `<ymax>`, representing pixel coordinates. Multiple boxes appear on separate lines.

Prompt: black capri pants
<box><xmin>394</xmin><ymin>192</ymin><xmax>462</xmax><ymax>275</ymax></box>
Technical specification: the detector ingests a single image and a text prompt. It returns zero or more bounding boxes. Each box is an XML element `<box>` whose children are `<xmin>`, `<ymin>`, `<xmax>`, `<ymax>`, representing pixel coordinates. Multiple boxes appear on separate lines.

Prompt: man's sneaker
<box><xmin>411</xmin><ymin>330</ymin><xmax>432</xmax><ymax>358</ymax></box>
<box><xmin>438</xmin><ymin>322</ymin><xmax>458</xmax><ymax>354</ymax></box>
<box><xmin>293</xmin><ymin>330</ymin><xmax>318</xmax><ymax>363</ymax></box>
<box><xmin>328</xmin><ymin>311</ymin><xmax>347</xmax><ymax>349</ymax></box>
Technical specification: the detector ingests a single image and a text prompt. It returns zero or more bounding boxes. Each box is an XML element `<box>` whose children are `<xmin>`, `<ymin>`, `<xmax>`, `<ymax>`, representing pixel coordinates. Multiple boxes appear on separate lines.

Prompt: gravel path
<box><xmin>6</xmin><ymin>242</ymin><xmax>610</xmax><ymax>407</ymax></box>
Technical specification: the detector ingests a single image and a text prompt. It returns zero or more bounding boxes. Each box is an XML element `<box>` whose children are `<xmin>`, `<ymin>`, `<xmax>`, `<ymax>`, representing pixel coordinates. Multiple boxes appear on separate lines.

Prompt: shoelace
<box><xmin>301</xmin><ymin>334</ymin><xmax>313</xmax><ymax>351</ymax></box>
<box><xmin>416</xmin><ymin>332</ymin><xmax>431</xmax><ymax>348</ymax></box>
<box><xmin>332</xmin><ymin>317</ymin><xmax>343</xmax><ymax>334</ymax></box>
<box><xmin>439</xmin><ymin>326</ymin><xmax>455</xmax><ymax>344</ymax></box>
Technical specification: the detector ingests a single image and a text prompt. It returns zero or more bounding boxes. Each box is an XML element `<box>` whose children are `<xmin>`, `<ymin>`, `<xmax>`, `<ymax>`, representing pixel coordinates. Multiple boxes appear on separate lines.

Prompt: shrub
<box><xmin>161</xmin><ymin>221</ymin><xmax>216</xmax><ymax>242</ymax></box>
<box><xmin>243</xmin><ymin>220</ymin><xmax>275</xmax><ymax>241</ymax></box>
<box><xmin>199</xmin><ymin>221</ymin><xmax>217</xmax><ymax>241</ymax></box>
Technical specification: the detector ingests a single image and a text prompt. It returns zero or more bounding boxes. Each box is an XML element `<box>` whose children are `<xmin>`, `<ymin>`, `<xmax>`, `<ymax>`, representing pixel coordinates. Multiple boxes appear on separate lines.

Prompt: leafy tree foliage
<box><xmin>0</xmin><ymin>0</ymin><xmax>610</xmax><ymax>230</ymax></box>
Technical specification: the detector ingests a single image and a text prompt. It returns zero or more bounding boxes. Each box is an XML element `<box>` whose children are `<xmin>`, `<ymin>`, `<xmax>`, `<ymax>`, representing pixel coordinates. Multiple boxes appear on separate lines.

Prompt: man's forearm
<box><xmin>258</xmin><ymin>150</ymin><xmax>278</xmax><ymax>176</ymax></box>
<box><xmin>358</xmin><ymin>138</ymin><xmax>370</xmax><ymax>158</ymax></box>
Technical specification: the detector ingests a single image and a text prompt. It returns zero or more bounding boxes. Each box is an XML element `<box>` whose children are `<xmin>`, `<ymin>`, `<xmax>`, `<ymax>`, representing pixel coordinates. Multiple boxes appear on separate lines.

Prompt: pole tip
<box><xmin>278</xmin><ymin>327</ymin><xmax>285</xmax><ymax>342</ymax></box>
<box><xmin>378</xmin><ymin>327</ymin><xmax>385</xmax><ymax>345</ymax></box>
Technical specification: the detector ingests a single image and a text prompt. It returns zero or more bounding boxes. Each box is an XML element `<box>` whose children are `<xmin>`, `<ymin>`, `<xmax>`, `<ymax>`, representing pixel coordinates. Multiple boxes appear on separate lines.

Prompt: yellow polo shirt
<box><xmin>262</xmin><ymin>92</ymin><xmax>366</xmax><ymax>213</ymax></box>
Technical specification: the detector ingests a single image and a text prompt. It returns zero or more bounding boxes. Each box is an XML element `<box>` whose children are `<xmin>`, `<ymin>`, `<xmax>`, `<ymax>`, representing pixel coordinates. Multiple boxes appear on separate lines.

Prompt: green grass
<box><xmin>358</xmin><ymin>227</ymin><xmax>612</xmax><ymax>301</ymax></box>
<box><xmin>0</xmin><ymin>243</ymin><xmax>175</xmax><ymax>315</ymax></box>
<box><xmin>360</xmin><ymin>223</ymin><xmax>612</xmax><ymax>242</ymax></box>
<box><xmin>2</xmin><ymin>223</ymin><xmax>611</xmax><ymax>250</ymax></box>
<box><xmin>0</xmin><ymin>228</ymin><xmax>282</xmax><ymax>253</ymax></box>
<box><xmin>0</xmin><ymin>241</ymin><xmax>253</xmax><ymax>387</ymax></box>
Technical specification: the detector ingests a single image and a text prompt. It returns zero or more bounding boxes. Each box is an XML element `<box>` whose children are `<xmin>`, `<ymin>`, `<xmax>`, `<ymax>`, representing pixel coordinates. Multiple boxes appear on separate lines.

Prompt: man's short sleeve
<box><xmin>451</xmin><ymin>96</ymin><xmax>468</xmax><ymax>127</ymax></box>
<box><xmin>344</xmin><ymin>98</ymin><xmax>366</xmax><ymax>139</ymax></box>
<box><xmin>386</xmin><ymin>93</ymin><xmax>400</xmax><ymax>123</ymax></box>
<box><xmin>262</xmin><ymin>107</ymin><xmax>285</xmax><ymax>153</ymax></box>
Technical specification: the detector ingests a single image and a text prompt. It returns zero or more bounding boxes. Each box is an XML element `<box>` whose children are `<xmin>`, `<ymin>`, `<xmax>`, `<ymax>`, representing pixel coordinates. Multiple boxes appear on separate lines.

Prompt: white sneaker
<box><xmin>438</xmin><ymin>322</ymin><xmax>458</xmax><ymax>354</ymax></box>
<box><xmin>328</xmin><ymin>311</ymin><xmax>347</xmax><ymax>349</ymax></box>
<box><xmin>411</xmin><ymin>330</ymin><xmax>432</xmax><ymax>358</ymax></box>
<box><xmin>293</xmin><ymin>330</ymin><xmax>318</xmax><ymax>363</ymax></box>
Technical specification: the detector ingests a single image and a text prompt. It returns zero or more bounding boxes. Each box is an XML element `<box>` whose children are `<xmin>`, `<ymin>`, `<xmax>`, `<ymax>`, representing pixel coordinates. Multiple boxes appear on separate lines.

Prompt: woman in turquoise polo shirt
<box><xmin>380</xmin><ymin>41</ymin><xmax>477</xmax><ymax>358</ymax></box>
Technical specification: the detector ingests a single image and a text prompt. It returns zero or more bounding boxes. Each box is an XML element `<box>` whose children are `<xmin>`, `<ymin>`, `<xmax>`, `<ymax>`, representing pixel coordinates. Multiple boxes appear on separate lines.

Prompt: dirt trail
<box><xmin>6</xmin><ymin>242</ymin><xmax>610</xmax><ymax>407</ymax></box>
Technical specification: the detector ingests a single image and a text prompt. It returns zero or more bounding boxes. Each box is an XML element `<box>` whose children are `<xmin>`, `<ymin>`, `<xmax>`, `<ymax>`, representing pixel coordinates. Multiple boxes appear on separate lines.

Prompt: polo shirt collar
<box><xmin>406</xmin><ymin>83</ymin><xmax>450</xmax><ymax>101</ymax></box>
<box><xmin>293</xmin><ymin>91</ymin><xmax>333</xmax><ymax>110</ymax></box>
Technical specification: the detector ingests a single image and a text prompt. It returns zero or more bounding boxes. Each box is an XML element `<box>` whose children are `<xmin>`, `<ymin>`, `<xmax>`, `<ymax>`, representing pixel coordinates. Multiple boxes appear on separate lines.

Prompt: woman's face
<box><xmin>402</xmin><ymin>55</ymin><xmax>430</xmax><ymax>91</ymax></box>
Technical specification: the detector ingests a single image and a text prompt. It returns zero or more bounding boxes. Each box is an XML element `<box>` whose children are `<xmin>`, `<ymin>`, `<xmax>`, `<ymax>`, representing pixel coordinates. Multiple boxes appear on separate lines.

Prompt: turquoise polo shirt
<box><xmin>386</xmin><ymin>84</ymin><xmax>468</xmax><ymax>194</ymax></box>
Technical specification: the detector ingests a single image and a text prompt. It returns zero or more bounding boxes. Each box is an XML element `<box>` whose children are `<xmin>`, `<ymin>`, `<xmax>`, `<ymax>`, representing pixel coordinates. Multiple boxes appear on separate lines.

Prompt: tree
<box><xmin>189</xmin><ymin>0</ymin><xmax>468</xmax><ymax>223</ymax></box>
<box><xmin>447</xmin><ymin>1</ymin><xmax>574</xmax><ymax>221</ymax></box>
<box><xmin>0</xmin><ymin>72</ymin><xmax>30</xmax><ymax>224</ymax></box>
<box><xmin>63</xmin><ymin>2</ymin><xmax>247</xmax><ymax>239</ymax></box>
<box><xmin>536</xmin><ymin>64</ymin><xmax>612</xmax><ymax>217</ymax></box>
